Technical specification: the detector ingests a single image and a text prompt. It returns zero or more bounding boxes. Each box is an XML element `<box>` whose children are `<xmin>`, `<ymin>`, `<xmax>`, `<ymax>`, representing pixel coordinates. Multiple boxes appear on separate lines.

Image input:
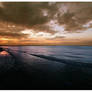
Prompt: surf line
<box><xmin>4</xmin><ymin>48</ymin><xmax>92</xmax><ymax>68</ymax></box>
<box><xmin>31</xmin><ymin>54</ymin><xmax>92</xmax><ymax>68</ymax></box>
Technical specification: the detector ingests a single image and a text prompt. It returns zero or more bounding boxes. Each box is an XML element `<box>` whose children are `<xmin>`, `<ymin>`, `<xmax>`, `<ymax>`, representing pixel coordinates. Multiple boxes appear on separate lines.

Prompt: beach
<box><xmin>0</xmin><ymin>46</ymin><xmax>92</xmax><ymax>89</ymax></box>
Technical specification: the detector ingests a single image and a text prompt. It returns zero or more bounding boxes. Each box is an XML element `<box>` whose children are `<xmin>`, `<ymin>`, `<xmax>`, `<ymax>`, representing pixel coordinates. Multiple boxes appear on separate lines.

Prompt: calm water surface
<box><xmin>5</xmin><ymin>46</ymin><xmax>92</xmax><ymax>63</ymax></box>
<box><xmin>0</xmin><ymin>46</ymin><xmax>92</xmax><ymax>89</ymax></box>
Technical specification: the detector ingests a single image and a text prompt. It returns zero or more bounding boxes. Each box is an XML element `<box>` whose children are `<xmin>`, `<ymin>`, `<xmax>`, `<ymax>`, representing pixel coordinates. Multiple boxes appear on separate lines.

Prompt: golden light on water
<box><xmin>0</xmin><ymin>51</ymin><xmax>9</xmax><ymax>56</ymax></box>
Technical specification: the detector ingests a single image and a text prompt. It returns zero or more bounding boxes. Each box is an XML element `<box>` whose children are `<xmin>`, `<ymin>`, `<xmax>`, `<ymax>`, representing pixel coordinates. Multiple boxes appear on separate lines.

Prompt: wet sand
<box><xmin>0</xmin><ymin>47</ymin><xmax>92</xmax><ymax>90</ymax></box>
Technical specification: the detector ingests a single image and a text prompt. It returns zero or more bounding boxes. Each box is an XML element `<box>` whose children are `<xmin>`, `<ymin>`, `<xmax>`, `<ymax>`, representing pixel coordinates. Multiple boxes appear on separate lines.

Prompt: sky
<box><xmin>0</xmin><ymin>2</ymin><xmax>92</xmax><ymax>45</ymax></box>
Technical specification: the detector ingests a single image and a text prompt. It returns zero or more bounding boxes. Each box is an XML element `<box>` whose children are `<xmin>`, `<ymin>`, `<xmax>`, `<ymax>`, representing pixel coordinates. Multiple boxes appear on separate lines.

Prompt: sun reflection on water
<box><xmin>0</xmin><ymin>51</ymin><xmax>9</xmax><ymax>56</ymax></box>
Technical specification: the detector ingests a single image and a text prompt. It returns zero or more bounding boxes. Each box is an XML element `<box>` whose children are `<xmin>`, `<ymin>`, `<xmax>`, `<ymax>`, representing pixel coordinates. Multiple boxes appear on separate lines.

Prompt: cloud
<box><xmin>0</xmin><ymin>2</ymin><xmax>59</xmax><ymax>39</ymax></box>
<box><xmin>0</xmin><ymin>21</ymin><xmax>28</xmax><ymax>39</ymax></box>
<box><xmin>0</xmin><ymin>2</ymin><xmax>92</xmax><ymax>40</ymax></box>
<box><xmin>57</xmin><ymin>3</ymin><xmax>92</xmax><ymax>32</ymax></box>
<box><xmin>0</xmin><ymin>31</ymin><xmax>28</xmax><ymax>39</ymax></box>
<box><xmin>0</xmin><ymin>2</ymin><xmax>58</xmax><ymax>26</ymax></box>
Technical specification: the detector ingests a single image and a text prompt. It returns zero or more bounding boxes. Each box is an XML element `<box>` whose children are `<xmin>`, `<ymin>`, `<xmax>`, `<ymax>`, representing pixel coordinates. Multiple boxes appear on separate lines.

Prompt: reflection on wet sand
<box><xmin>0</xmin><ymin>46</ymin><xmax>92</xmax><ymax>89</ymax></box>
<box><xmin>0</xmin><ymin>51</ymin><xmax>9</xmax><ymax>56</ymax></box>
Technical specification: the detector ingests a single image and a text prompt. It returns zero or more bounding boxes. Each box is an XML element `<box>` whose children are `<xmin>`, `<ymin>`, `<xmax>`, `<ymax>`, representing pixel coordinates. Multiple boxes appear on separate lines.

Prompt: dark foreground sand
<box><xmin>0</xmin><ymin>47</ymin><xmax>92</xmax><ymax>90</ymax></box>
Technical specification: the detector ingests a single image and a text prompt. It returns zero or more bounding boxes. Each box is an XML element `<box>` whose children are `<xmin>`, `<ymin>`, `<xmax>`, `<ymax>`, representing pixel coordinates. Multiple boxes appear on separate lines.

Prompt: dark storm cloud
<box><xmin>0</xmin><ymin>2</ymin><xmax>92</xmax><ymax>39</ymax></box>
<box><xmin>0</xmin><ymin>31</ymin><xmax>28</xmax><ymax>38</ymax></box>
<box><xmin>57</xmin><ymin>3</ymin><xmax>92</xmax><ymax>32</ymax></box>
<box><xmin>0</xmin><ymin>21</ymin><xmax>28</xmax><ymax>38</ymax></box>
<box><xmin>0</xmin><ymin>2</ymin><xmax>59</xmax><ymax>38</ymax></box>
<box><xmin>0</xmin><ymin>2</ymin><xmax>58</xmax><ymax>26</ymax></box>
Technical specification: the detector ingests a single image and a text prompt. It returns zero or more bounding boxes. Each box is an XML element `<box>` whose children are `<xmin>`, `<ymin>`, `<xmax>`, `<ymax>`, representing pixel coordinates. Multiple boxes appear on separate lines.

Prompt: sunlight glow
<box><xmin>0</xmin><ymin>51</ymin><xmax>9</xmax><ymax>56</ymax></box>
<box><xmin>22</xmin><ymin>29</ymin><xmax>65</xmax><ymax>39</ymax></box>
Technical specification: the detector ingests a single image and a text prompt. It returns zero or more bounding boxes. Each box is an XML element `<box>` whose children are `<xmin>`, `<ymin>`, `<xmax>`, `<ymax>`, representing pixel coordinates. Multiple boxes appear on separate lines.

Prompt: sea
<box><xmin>6</xmin><ymin>46</ymin><xmax>92</xmax><ymax>63</ymax></box>
<box><xmin>0</xmin><ymin>46</ymin><xmax>92</xmax><ymax>89</ymax></box>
